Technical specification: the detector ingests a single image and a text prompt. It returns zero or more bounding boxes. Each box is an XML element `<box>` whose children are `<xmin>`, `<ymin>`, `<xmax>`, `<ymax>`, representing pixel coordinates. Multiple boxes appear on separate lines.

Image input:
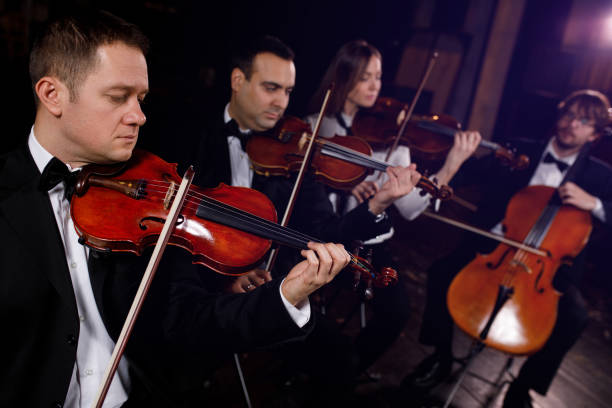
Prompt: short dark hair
<box><xmin>558</xmin><ymin>89</ymin><xmax>612</xmax><ymax>134</ymax></box>
<box><xmin>309</xmin><ymin>40</ymin><xmax>381</xmax><ymax>115</ymax></box>
<box><xmin>230</xmin><ymin>35</ymin><xmax>294</xmax><ymax>80</ymax></box>
<box><xmin>29</xmin><ymin>10</ymin><xmax>149</xmax><ymax>104</ymax></box>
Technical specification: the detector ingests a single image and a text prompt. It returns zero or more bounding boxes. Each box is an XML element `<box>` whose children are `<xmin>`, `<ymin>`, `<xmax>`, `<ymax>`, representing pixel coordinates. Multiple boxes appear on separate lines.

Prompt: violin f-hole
<box><xmin>278</xmin><ymin>129</ymin><xmax>296</xmax><ymax>143</ymax></box>
<box><xmin>139</xmin><ymin>215</ymin><xmax>185</xmax><ymax>230</ymax></box>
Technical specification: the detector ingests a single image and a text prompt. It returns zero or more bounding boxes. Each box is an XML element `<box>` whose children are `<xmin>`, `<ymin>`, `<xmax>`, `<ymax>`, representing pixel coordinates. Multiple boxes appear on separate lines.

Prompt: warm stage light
<box><xmin>602</xmin><ymin>15</ymin><xmax>612</xmax><ymax>46</ymax></box>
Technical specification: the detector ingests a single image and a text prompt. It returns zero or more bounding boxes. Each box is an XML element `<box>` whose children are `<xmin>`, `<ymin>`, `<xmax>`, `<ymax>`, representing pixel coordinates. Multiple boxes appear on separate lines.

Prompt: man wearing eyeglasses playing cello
<box><xmin>403</xmin><ymin>89</ymin><xmax>612</xmax><ymax>408</ymax></box>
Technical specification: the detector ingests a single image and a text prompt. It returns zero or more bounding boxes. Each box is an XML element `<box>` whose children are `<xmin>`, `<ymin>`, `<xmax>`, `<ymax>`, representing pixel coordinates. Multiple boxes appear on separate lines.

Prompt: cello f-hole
<box><xmin>534</xmin><ymin>259</ymin><xmax>546</xmax><ymax>293</ymax></box>
<box><xmin>485</xmin><ymin>247</ymin><xmax>513</xmax><ymax>270</ymax></box>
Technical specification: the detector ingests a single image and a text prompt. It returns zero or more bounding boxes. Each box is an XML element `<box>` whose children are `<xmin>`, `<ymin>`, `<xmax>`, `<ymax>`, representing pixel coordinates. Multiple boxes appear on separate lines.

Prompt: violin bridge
<box><xmin>298</xmin><ymin>132</ymin><xmax>308</xmax><ymax>151</ymax></box>
<box><xmin>163</xmin><ymin>181</ymin><xmax>176</xmax><ymax>210</ymax></box>
<box><xmin>396</xmin><ymin>109</ymin><xmax>406</xmax><ymax>126</ymax></box>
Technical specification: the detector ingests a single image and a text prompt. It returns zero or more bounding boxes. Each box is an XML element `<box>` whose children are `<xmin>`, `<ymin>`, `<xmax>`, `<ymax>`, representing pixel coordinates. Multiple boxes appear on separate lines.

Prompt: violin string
<box><xmin>142</xmin><ymin>185</ymin><xmax>317</xmax><ymax>247</ymax></box>
<box><xmin>320</xmin><ymin>141</ymin><xmax>388</xmax><ymax>172</ymax></box>
<box><xmin>138</xmin><ymin>183</ymin><xmax>369</xmax><ymax>270</ymax></box>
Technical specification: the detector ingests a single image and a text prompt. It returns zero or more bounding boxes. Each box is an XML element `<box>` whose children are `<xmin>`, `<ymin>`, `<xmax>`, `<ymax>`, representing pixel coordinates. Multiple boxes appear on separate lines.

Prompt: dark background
<box><xmin>4</xmin><ymin>0</ymin><xmax>612</xmax><ymax>159</ymax></box>
<box><xmin>1</xmin><ymin>0</ymin><xmax>611</xmax><ymax>281</ymax></box>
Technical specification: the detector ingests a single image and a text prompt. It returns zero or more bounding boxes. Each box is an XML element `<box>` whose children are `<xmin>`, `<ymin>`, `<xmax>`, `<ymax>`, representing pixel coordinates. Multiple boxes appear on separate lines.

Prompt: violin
<box><xmin>246</xmin><ymin>116</ymin><xmax>453</xmax><ymax>200</ymax></box>
<box><xmin>70</xmin><ymin>149</ymin><xmax>397</xmax><ymax>287</ymax></box>
<box><xmin>351</xmin><ymin>97</ymin><xmax>529</xmax><ymax>171</ymax></box>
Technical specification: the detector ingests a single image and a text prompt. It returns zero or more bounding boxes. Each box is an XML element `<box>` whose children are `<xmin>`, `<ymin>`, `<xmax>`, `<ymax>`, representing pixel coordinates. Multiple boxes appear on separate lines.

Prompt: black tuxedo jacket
<box><xmin>0</xmin><ymin>144</ymin><xmax>313</xmax><ymax>407</ymax></box>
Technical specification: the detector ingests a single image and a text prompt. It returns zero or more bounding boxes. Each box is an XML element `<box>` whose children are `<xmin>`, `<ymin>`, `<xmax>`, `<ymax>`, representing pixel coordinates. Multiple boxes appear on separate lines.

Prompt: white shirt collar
<box><xmin>28</xmin><ymin>126</ymin><xmax>81</xmax><ymax>173</ymax></box>
<box><xmin>223</xmin><ymin>103</ymin><xmax>252</xmax><ymax>134</ymax></box>
<box><xmin>28</xmin><ymin>126</ymin><xmax>54</xmax><ymax>174</ymax></box>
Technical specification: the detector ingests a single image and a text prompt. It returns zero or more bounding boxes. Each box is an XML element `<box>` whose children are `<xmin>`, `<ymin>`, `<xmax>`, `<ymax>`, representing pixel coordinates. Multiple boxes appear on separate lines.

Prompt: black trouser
<box><xmin>419</xmin><ymin>240</ymin><xmax>589</xmax><ymax>395</ymax></box>
<box><xmin>281</xmin><ymin>241</ymin><xmax>411</xmax><ymax>382</ymax></box>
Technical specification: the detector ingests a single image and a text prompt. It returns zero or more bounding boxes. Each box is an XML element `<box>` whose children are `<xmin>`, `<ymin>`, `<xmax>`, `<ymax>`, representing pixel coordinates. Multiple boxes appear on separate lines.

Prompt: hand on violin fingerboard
<box><xmin>281</xmin><ymin>242</ymin><xmax>351</xmax><ymax>306</ymax></box>
<box><xmin>437</xmin><ymin>130</ymin><xmax>481</xmax><ymax>185</ymax></box>
<box><xmin>227</xmin><ymin>268</ymin><xmax>272</xmax><ymax>294</ymax></box>
<box><xmin>352</xmin><ymin>180</ymin><xmax>380</xmax><ymax>203</ymax></box>
<box><xmin>368</xmin><ymin>164</ymin><xmax>421</xmax><ymax>214</ymax></box>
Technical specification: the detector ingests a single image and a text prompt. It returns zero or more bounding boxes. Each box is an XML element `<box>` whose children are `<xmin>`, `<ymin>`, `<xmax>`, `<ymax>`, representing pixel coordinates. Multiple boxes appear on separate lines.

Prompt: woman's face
<box><xmin>345</xmin><ymin>55</ymin><xmax>382</xmax><ymax>114</ymax></box>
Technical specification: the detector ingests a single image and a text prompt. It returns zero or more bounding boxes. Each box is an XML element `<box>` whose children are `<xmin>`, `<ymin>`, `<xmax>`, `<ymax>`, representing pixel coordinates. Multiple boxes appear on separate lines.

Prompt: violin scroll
<box><xmin>494</xmin><ymin>145</ymin><xmax>530</xmax><ymax>171</ymax></box>
<box><xmin>416</xmin><ymin>176</ymin><xmax>453</xmax><ymax>201</ymax></box>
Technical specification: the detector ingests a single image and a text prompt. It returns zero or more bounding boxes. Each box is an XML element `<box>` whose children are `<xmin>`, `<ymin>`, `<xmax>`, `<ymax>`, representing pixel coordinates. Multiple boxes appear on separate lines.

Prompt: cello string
<box><xmin>319</xmin><ymin>140</ymin><xmax>388</xmax><ymax>171</ymax></box>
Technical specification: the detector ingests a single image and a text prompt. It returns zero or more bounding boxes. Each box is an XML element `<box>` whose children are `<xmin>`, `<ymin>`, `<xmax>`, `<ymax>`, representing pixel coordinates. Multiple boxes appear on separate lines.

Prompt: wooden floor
<box><xmin>194</xmin><ymin>199</ymin><xmax>612</xmax><ymax>408</ymax></box>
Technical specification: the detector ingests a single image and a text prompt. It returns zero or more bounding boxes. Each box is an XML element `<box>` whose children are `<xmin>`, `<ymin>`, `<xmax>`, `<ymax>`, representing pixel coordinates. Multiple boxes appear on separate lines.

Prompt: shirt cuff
<box><xmin>592</xmin><ymin>198</ymin><xmax>606</xmax><ymax>222</ymax></box>
<box><xmin>279</xmin><ymin>278</ymin><xmax>311</xmax><ymax>328</ymax></box>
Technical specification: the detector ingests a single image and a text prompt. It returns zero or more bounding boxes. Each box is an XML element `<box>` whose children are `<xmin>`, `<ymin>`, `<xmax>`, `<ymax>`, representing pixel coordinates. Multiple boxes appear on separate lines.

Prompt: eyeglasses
<box><xmin>561</xmin><ymin>111</ymin><xmax>594</xmax><ymax>126</ymax></box>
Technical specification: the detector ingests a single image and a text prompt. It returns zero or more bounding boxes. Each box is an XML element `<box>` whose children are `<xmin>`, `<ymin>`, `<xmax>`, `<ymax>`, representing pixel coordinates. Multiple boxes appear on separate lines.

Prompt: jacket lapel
<box><xmin>0</xmin><ymin>146</ymin><xmax>78</xmax><ymax>315</ymax></box>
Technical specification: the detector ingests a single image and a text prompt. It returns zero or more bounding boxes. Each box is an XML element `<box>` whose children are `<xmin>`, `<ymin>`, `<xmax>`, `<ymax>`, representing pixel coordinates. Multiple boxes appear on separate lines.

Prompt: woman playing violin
<box><xmin>304</xmin><ymin>39</ymin><xmax>480</xmax><ymax>376</ymax></box>
<box><xmin>306</xmin><ymin>40</ymin><xmax>480</xmax><ymax>220</ymax></box>
<box><xmin>404</xmin><ymin>89</ymin><xmax>612</xmax><ymax>408</ymax></box>
<box><xmin>0</xmin><ymin>13</ymin><xmax>353</xmax><ymax>408</ymax></box>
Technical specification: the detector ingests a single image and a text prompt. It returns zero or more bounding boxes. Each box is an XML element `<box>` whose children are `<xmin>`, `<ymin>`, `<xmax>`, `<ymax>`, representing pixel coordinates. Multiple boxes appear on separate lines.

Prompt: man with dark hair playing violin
<box><xmin>192</xmin><ymin>35</ymin><xmax>421</xmax><ymax>403</ymax></box>
<box><xmin>0</xmin><ymin>11</ymin><xmax>354</xmax><ymax>408</ymax></box>
<box><xmin>403</xmin><ymin>89</ymin><xmax>612</xmax><ymax>408</ymax></box>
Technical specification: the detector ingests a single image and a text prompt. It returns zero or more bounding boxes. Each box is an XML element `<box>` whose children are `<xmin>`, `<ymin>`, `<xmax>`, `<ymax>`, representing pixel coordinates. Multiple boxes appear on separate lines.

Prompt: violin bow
<box><xmin>383</xmin><ymin>50</ymin><xmax>438</xmax><ymax>165</ymax></box>
<box><xmin>92</xmin><ymin>167</ymin><xmax>195</xmax><ymax>408</ymax></box>
<box><xmin>264</xmin><ymin>84</ymin><xmax>334</xmax><ymax>271</ymax></box>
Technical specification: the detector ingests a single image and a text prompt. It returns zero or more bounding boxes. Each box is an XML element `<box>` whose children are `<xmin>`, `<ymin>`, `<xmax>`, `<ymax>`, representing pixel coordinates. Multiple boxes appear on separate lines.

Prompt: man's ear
<box><xmin>35</xmin><ymin>76</ymin><xmax>66</xmax><ymax>117</ymax></box>
<box><xmin>230</xmin><ymin>68</ymin><xmax>246</xmax><ymax>92</ymax></box>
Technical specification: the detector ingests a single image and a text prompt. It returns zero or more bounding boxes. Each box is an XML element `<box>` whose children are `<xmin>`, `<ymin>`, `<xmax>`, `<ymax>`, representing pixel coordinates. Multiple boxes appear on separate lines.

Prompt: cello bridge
<box><xmin>509</xmin><ymin>259</ymin><xmax>531</xmax><ymax>274</ymax></box>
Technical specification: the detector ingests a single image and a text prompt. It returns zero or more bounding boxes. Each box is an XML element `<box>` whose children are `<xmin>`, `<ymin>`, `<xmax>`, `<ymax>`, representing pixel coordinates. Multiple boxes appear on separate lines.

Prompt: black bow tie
<box><xmin>38</xmin><ymin>157</ymin><xmax>81</xmax><ymax>200</ymax></box>
<box><xmin>542</xmin><ymin>152</ymin><xmax>569</xmax><ymax>172</ymax></box>
<box><xmin>224</xmin><ymin>119</ymin><xmax>250</xmax><ymax>151</ymax></box>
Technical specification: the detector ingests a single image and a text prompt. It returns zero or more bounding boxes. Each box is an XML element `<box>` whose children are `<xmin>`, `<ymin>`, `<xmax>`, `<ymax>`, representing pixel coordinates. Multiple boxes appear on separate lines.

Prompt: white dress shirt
<box><xmin>28</xmin><ymin>128</ymin><xmax>130</xmax><ymax>408</ymax></box>
<box><xmin>225</xmin><ymin>105</ymin><xmax>254</xmax><ymax>188</ymax></box>
<box><xmin>223</xmin><ymin>105</ymin><xmax>311</xmax><ymax>324</ymax></box>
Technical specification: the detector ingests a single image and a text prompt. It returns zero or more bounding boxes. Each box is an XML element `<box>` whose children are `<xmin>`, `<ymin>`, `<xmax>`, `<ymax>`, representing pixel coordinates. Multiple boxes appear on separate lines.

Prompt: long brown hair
<box><xmin>308</xmin><ymin>40</ymin><xmax>381</xmax><ymax>115</ymax></box>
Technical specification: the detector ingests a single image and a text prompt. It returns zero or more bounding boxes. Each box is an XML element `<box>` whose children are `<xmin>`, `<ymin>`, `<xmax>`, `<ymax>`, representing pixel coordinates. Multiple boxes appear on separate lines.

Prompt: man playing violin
<box><xmin>304</xmin><ymin>39</ymin><xmax>481</xmax><ymax>378</ymax></box>
<box><xmin>0</xmin><ymin>11</ymin><xmax>355</xmax><ymax>407</ymax></box>
<box><xmin>403</xmin><ymin>89</ymin><xmax>612</xmax><ymax>408</ymax></box>
<box><xmin>192</xmin><ymin>35</ymin><xmax>421</xmax><ymax>403</ymax></box>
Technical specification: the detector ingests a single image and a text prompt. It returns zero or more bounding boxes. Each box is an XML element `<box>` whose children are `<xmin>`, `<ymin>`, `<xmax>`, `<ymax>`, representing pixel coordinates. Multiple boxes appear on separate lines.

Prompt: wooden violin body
<box><xmin>71</xmin><ymin>149</ymin><xmax>397</xmax><ymax>285</ymax></box>
<box><xmin>447</xmin><ymin>185</ymin><xmax>592</xmax><ymax>355</ymax></box>
<box><xmin>247</xmin><ymin>116</ymin><xmax>373</xmax><ymax>189</ymax></box>
<box><xmin>352</xmin><ymin>97</ymin><xmax>529</xmax><ymax>172</ymax></box>
<box><xmin>247</xmin><ymin>116</ymin><xmax>453</xmax><ymax>200</ymax></box>
<box><xmin>72</xmin><ymin>150</ymin><xmax>276</xmax><ymax>275</ymax></box>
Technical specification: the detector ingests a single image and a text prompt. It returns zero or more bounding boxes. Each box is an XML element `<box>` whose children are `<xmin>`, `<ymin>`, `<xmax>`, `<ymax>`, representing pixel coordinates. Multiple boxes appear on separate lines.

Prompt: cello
<box><xmin>445</xmin><ymin>145</ymin><xmax>594</xmax><ymax>355</ymax></box>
